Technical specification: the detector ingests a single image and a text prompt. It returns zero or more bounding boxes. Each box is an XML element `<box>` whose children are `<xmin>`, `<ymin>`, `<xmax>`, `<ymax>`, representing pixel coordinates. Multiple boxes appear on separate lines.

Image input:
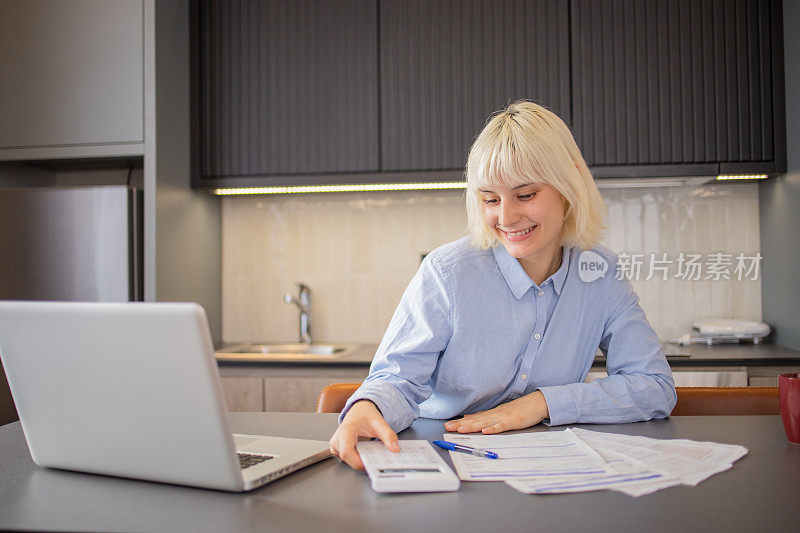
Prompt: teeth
<box><xmin>505</xmin><ymin>226</ymin><xmax>534</xmax><ymax>236</ymax></box>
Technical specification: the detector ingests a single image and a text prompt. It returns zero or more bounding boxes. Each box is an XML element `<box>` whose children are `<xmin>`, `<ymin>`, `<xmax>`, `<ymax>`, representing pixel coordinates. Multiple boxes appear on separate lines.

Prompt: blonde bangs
<box><xmin>467</xmin><ymin>114</ymin><xmax>556</xmax><ymax>194</ymax></box>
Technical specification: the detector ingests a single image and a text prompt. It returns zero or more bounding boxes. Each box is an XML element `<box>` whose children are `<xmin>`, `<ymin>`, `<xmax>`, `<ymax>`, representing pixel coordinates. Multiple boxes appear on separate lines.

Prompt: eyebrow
<box><xmin>478</xmin><ymin>184</ymin><xmax>537</xmax><ymax>194</ymax></box>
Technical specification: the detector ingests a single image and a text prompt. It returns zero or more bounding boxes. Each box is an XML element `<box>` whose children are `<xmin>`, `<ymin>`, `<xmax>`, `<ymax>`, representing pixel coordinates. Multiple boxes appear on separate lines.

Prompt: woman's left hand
<box><xmin>443</xmin><ymin>390</ymin><xmax>550</xmax><ymax>434</ymax></box>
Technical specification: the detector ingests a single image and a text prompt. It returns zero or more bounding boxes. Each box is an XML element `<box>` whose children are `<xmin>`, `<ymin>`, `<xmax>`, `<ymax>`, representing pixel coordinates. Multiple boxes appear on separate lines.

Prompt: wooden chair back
<box><xmin>672</xmin><ymin>386</ymin><xmax>780</xmax><ymax>415</ymax></box>
<box><xmin>315</xmin><ymin>384</ymin><xmax>782</xmax><ymax>416</ymax></box>
<box><xmin>316</xmin><ymin>382</ymin><xmax>362</xmax><ymax>413</ymax></box>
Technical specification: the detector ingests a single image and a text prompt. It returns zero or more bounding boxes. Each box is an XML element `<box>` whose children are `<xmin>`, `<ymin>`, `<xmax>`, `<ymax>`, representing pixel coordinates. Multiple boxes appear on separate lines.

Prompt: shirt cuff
<box><xmin>338</xmin><ymin>383</ymin><xmax>417</xmax><ymax>433</ymax></box>
<box><xmin>536</xmin><ymin>385</ymin><xmax>579</xmax><ymax>426</ymax></box>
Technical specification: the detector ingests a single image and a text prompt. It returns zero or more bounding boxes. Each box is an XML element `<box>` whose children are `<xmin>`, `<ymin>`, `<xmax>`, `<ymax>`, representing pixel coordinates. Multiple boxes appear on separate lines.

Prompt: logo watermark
<box><xmin>615</xmin><ymin>252</ymin><xmax>762</xmax><ymax>281</ymax></box>
<box><xmin>576</xmin><ymin>251</ymin><xmax>762</xmax><ymax>282</ymax></box>
<box><xmin>578</xmin><ymin>250</ymin><xmax>609</xmax><ymax>282</ymax></box>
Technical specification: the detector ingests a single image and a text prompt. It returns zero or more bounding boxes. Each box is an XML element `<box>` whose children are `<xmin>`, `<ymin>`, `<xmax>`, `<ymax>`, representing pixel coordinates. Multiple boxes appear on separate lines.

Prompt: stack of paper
<box><xmin>444</xmin><ymin>429</ymin><xmax>748</xmax><ymax>497</ymax></box>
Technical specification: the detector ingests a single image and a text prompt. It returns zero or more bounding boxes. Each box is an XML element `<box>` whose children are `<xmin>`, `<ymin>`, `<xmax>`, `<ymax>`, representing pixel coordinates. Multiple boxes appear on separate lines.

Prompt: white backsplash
<box><xmin>222</xmin><ymin>183</ymin><xmax>761</xmax><ymax>344</ymax></box>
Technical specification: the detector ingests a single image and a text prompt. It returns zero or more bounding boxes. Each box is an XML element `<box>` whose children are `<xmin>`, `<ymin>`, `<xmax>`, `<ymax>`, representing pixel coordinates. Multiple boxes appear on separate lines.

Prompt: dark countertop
<box><xmin>1</xmin><ymin>413</ymin><xmax>799</xmax><ymax>532</ymax></box>
<box><xmin>216</xmin><ymin>342</ymin><xmax>800</xmax><ymax>368</ymax></box>
<box><xmin>601</xmin><ymin>342</ymin><xmax>800</xmax><ymax>367</ymax></box>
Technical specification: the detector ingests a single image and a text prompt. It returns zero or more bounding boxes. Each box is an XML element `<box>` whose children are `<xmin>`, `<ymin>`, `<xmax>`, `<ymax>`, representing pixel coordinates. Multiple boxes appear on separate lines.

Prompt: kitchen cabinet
<box><xmin>378</xmin><ymin>0</ymin><xmax>570</xmax><ymax>172</ymax></box>
<box><xmin>263</xmin><ymin>377</ymin><xmax>361</xmax><ymax>412</ymax></box>
<box><xmin>218</xmin><ymin>364</ymin><xmax>370</xmax><ymax>413</ymax></box>
<box><xmin>747</xmin><ymin>366</ymin><xmax>800</xmax><ymax>387</ymax></box>
<box><xmin>220</xmin><ymin>377</ymin><xmax>264</xmax><ymax>411</ymax></box>
<box><xmin>195</xmin><ymin>0</ymin><xmax>378</xmax><ymax>185</ymax></box>
<box><xmin>570</xmin><ymin>0</ymin><xmax>785</xmax><ymax>177</ymax></box>
<box><xmin>194</xmin><ymin>0</ymin><xmax>785</xmax><ymax>187</ymax></box>
<box><xmin>0</xmin><ymin>0</ymin><xmax>144</xmax><ymax>160</ymax></box>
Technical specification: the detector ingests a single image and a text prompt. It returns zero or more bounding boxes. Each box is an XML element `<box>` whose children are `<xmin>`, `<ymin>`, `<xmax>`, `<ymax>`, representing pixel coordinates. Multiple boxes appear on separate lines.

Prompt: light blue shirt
<box><xmin>341</xmin><ymin>236</ymin><xmax>676</xmax><ymax>432</ymax></box>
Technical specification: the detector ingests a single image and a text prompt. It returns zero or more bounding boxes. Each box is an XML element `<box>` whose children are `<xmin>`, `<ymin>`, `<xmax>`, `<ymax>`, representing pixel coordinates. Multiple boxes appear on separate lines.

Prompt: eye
<box><xmin>481</xmin><ymin>197</ymin><xmax>499</xmax><ymax>205</ymax></box>
<box><xmin>517</xmin><ymin>192</ymin><xmax>537</xmax><ymax>200</ymax></box>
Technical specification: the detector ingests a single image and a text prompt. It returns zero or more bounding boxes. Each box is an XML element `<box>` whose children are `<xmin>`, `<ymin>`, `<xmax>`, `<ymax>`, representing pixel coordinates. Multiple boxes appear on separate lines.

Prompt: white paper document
<box><xmin>444</xmin><ymin>428</ymin><xmax>748</xmax><ymax>497</ymax></box>
<box><xmin>506</xmin><ymin>445</ymin><xmax>680</xmax><ymax>497</ymax></box>
<box><xmin>569</xmin><ymin>428</ymin><xmax>748</xmax><ymax>486</ymax></box>
<box><xmin>443</xmin><ymin>430</ymin><xmax>613</xmax><ymax>481</ymax></box>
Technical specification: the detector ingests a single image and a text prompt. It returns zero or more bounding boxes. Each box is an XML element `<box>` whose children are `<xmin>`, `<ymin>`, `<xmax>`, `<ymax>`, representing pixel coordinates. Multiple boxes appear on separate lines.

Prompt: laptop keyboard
<box><xmin>238</xmin><ymin>453</ymin><xmax>275</xmax><ymax>469</ymax></box>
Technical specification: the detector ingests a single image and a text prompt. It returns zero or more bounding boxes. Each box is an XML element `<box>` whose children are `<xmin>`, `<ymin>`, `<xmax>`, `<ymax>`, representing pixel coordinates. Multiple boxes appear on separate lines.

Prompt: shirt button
<box><xmin>534</xmin><ymin>333</ymin><xmax>541</xmax><ymax>340</ymax></box>
<box><xmin>538</xmin><ymin>290</ymin><xmax>544</xmax><ymax>296</ymax></box>
<box><xmin>520</xmin><ymin>374</ymin><xmax>528</xmax><ymax>380</ymax></box>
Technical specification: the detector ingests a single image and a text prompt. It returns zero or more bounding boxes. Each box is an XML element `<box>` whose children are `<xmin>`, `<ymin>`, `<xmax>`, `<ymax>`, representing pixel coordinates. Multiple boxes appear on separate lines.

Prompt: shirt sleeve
<box><xmin>537</xmin><ymin>274</ymin><xmax>677</xmax><ymax>426</ymax></box>
<box><xmin>338</xmin><ymin>254</ymin><xmax>453</xmax><ymax>432</ymax></box>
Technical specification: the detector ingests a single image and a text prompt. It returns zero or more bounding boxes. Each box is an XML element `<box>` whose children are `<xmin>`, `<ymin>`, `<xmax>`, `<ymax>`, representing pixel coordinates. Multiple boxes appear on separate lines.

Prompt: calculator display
<box><xmin>378</xmin><ymin>468</ymin><xmax>442</xmax><ymax>475</ymax></box>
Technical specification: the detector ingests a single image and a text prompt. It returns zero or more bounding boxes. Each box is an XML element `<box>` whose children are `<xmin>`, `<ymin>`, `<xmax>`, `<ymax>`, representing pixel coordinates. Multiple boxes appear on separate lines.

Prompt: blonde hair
<box><xmin>465</xmin><ymin>100</ymin><xmax>606</xmax><ymax>250</ymax></box>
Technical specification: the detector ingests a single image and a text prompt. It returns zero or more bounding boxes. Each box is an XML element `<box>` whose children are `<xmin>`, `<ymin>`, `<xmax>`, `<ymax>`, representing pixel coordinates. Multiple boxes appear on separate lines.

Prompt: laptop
<box><xmin>0</xmin><ymin>301</ymin><xmax>331</xmax><ymax>492</ymax></box>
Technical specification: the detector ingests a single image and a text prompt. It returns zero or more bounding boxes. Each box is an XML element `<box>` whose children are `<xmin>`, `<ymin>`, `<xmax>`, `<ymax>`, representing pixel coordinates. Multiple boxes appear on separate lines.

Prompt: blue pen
<box><xmin>433</xmin><ymin>440</ymin><xmax>499</xmax><ymax>459</ymax></box>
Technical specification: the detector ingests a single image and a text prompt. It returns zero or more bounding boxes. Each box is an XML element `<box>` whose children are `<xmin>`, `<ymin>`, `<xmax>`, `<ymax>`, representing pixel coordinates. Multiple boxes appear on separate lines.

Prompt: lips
<box><xmin>498</xmin><ymin>225</ymin><xmax>537</xmax><ymax>241</ymax></box>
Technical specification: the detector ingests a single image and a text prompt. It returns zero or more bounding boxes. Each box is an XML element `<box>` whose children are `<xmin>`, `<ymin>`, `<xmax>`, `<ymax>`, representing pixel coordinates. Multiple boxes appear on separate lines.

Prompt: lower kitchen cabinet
<box><xmin>263</xmin><ymin>377</ymin><xmax>364</xmax><ymax>413</ymax></box>
<box><xmin>220</xmin><ymin>377</ymin><xmax>263</xmax><ymax>412</ymax></box>
<box><xmin>746</xmin><ymin>366</ymin><xmax>800</xmax><ymax>387</ymax></box>
<box><xmin>218</xmin><ymin>365</ymin><xmax>370</xmax><ymax>413</ymax></box>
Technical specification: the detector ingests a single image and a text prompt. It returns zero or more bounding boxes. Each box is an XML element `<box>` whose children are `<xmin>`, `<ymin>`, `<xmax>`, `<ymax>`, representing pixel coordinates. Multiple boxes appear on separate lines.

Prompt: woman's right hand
<box><xmin>329</xmin><ymin>399</ymin><xmax>400</xmax><ymax>470</ymax></box>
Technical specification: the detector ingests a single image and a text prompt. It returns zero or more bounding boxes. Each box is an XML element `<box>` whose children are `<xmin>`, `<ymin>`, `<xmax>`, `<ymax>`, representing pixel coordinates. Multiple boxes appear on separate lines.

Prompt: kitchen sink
<box><xmin>215</xmin><ymin>342</ymin><xmax>356</xmax><ymax>361</ymax></box>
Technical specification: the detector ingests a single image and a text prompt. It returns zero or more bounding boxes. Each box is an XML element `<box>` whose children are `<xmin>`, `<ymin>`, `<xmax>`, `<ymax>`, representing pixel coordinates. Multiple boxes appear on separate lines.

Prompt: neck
<box><xmin>519</xmin><ymin>245</ymin><xmax>563</xmax><ymax>286</ymax></box>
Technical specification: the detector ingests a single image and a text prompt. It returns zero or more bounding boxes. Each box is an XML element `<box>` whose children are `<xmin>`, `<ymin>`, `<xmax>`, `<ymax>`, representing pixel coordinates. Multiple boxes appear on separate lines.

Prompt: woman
<box><xmin>329</xmin><ymin>100</ymin><xmax>676</xmax><ymax>470</ymax></box>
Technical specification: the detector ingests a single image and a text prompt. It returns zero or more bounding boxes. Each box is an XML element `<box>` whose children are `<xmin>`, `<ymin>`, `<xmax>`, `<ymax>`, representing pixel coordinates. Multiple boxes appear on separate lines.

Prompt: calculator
<box><xmin>356</xmin><ymin>440</ymin><xmax>461</xmax><ymax>493</ymax></box>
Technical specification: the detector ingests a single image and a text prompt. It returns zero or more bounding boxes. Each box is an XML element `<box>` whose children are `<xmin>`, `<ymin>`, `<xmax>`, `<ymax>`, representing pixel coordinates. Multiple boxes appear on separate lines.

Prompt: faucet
<box><xmin>283</xmin><ymin>283</ymin><xmax>311</xmax><ymax>344</ymax></box>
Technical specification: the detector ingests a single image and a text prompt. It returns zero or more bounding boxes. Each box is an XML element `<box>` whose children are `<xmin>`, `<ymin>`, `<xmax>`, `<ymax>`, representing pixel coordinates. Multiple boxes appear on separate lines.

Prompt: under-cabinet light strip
<box><xmin>213</xmin><ymin>175</ymin><xmax>769</xmax><ymax>195</ymax></box>
<box><xmin>213</xmin><ymin>182</ymin><xmax>468</xmax><ymax>195</ymax></box>
<box><xmin>716</xmin><ymin>174</ymin><xmax>768</xmax><ymax>180</ymax></box>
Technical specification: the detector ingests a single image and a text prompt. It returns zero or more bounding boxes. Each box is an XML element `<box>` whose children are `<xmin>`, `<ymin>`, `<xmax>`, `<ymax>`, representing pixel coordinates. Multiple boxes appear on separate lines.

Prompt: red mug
<box><xmin>779</xmin><ymin>373</ymin><xmax>800</xmax><ymax>444</ymax></box>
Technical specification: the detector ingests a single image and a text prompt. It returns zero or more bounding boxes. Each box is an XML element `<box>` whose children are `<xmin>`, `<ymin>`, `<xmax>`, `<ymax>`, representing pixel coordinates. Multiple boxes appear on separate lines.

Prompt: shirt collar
<box><xmin>492</xmin><ymin>245</ymin><xmax>571</xmax><ymax>299</ymax></box>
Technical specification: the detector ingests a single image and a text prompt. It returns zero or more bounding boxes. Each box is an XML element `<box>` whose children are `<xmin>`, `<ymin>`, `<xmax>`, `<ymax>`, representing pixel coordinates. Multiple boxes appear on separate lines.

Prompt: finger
<box><xmin>329</xmin><ymin>435</ymin><xmax>339</xmax><ymax>455</ymax></box>
<box><xmin>444</xmin><ymin>418</ymin><xmax>463</xmax><ymax>431</ymax></box>
<box><xmin>338</xmin><ymin>446</ymin><xmax>365</xmax><ymax>470</ymax></box>
<box><xmin>482</xmin><ymin>412</ymin><xmax>526</xmax><ymax>434</ymax></box>
<box><xmin>334</xmin><ymin>427</ymin><xmax>366</xmax><ymax>470</ymax></box>
<box><xmin>481</xmin><ymin>419</ymin><xmax>506</xmax><ymax>434</ymax></box>
<box><xmin>371</xmin><ymin>418</ymin><xmax>400</xmax><ymax>452</ymax></box>
<box><xmin>445</xmin><ymin>413</ymin><xmax>482</xmax><ymax>430</ymax></box>
<box><xmin>458</xmin><ymin>410</ymin><xmax>507</xmax><ymax>432</ymax></box>
<box><xmin>337</xmin><ymin>426</ymin><xmax>358</xmax><ymax>454</ymax></box>
<box><xmin>329</xmin><ymin>436</ymin><xmax>340</xmax><ymax>459</ymax></box>
<box><xmin>456</xmin><ymin>418</ymin><xmax>492</xmax><ymax>433</ymax></box>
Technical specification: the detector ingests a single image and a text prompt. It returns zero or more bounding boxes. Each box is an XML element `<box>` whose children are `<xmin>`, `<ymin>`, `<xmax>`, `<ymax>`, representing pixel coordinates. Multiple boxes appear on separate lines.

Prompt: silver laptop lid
<box><xmin>0</xmin><ymin>301</ymin><xmax>244</xmax><ymax>491</ymax></box>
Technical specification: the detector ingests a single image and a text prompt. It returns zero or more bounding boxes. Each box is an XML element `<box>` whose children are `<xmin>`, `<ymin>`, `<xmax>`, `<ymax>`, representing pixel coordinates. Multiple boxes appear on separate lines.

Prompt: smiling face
<box><xmin>479</xmin><ymin>181</ymin><xmax>567</xmax><ymax>276</ymax></box>
<box><xmin>465</xmin><ymin>101</ymin><xmax>607</xmax><ymax>254</ymax></box>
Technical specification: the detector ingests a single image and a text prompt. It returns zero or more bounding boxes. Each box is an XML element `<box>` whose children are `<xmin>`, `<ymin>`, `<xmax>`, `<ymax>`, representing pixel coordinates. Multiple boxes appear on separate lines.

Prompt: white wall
<box><xmin>222</xmin><ymin>183</ymin><xmax>761</xmax><ymax>344</ymax></box>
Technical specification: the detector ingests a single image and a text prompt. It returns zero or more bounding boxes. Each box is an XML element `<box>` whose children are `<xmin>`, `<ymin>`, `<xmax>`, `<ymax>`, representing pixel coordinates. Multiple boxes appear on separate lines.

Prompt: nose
<box><xmin>498</xmin><ymin>200</ymin><xmax>520</xmax><ymax>227</ymax></box>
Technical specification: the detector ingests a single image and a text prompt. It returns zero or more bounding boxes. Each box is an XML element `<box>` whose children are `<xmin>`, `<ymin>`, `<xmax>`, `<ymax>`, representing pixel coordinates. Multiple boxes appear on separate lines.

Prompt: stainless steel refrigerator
<box><xmin>0</xmin><ymin>185</ymin><xmax>143</xmax><ymax>302</ymax></box>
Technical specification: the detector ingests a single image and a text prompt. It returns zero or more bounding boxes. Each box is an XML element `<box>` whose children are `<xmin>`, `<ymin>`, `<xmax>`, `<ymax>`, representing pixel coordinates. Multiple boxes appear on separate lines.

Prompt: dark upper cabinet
<box><xmin>571</xmin><ymin>0</ymin><xmax>785</xmax><ymax>176</ymax></box>
<box><xmin>379</xmin><ymin>0</ymin><xmax>570</xmax><ymax>172</ymax></box>
<box><xmin>193</xmin><ymin>0</ymin><xmax>785</xmax><ymax>187</ymax></box>
<box><xmin>196</xmin><ymin>0</ymin><xmax>379</xmax><ymax>181</ymax></box>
